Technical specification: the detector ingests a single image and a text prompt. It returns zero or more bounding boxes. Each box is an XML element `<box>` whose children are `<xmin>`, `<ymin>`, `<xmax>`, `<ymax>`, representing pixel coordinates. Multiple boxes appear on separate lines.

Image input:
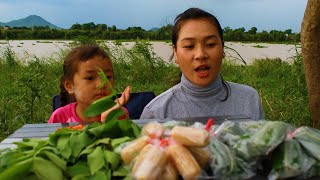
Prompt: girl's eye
<box><xmin>85</xmin><ymin>76</ymin><xmax>94</xmax><ymax>80</ymax></box>
<box><xmin>107</xmin><ymin>76</ymin><xmax>113</xmax><ymax>80</ymax></box>
<box><xmin>207</xmin><ymin>43</ymin><xmax>216</xmax><ymax>47</ymax></box>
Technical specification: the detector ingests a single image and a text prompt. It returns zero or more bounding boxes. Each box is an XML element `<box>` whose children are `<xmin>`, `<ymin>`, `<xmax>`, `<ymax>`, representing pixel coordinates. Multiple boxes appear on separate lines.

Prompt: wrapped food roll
<box><xmin>167</xmin><ymin>144</ymin><xmax>201</xmax><ymax>179</ymax></box>
<box><xmin>188</xmin><ymin>147</ymin><xmax>210</xmax><ymax>168</ymax></box>
<box><xmin>120</xmin><ymin>136</ymin><xmax>149</xmax><ymax>164</ymax></box>
<box><xmin>132</xmin><ymin>144</ymin><xmax>168</xmax><ymax>180</ymax></box>
<box><xmin>171</xmin><ymin>126</ymin><xmax>209</xmax><ymax>147</ymax></box>
<box><xmin>161</xmin><ymin>159</ymin><xmax>178</xmax><ymax>180</ymax></box>
<box><xmin>141</xmin><ymin>122</ymin><xmax>165</xmax><ymax>138</ymax></box>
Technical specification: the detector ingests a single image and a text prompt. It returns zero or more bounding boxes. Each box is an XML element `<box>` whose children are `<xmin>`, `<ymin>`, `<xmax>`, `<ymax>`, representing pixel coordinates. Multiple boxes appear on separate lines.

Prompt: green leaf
<box><xmin>111</xmin><ymin>137</ymin><xmax>131</xmax><ymax>148</ymax></box>
<box><xmin>89</xmin><ymin>170</ymin><xmax>109</xmax><ymax>180</ymax></box>
<box><xmin>106</xmin><ymin>108</ymin><xmax>126</xmax><ymax>122</ymax></box>
<box><xmin>0</xmin><ymin>158</ymin><xmax>32</xmax><ymax>180</ymax></box>
<box><xmin>113</xmin><ymin>166</ymin><xmax>130</xmax><ymax>177</ymax></box>
<box><xmin>33</xmin><ymin>157</ymin><xmax>64</xmax><ymax>180</ymax></box>
<box><xmin>56</xmin><ymin>134</ymin><xmax>72</xmax><ymax>160</ymax></box>
<box><xmin>69</xmin><ymin>131</ymin><xmax>92</xmax><ymax>158</ymax></box>
<box><xmin>0</xmin><ymin>151</ymin><xmax>25</xmax><ymax>168</ymax></box>
<box><xmin>14</xmin><ymin>138</ymin><xmax>48</xmax><ymax>151</ymax></box>
<box><xmin>84</xmin><ymin>96</ymin><xmax>116</xmax><ymax>117</ymax></box>
<box><xmin>66</xmin><ymin>161</ymin><xmax>90</xmax><ymax>177</ymax></box>
<box><xmin>104</xmin><ymin>150</ymin><xmax>120</xmax><ymax>170</ymax></box>
<box><xmin>41</xmin><ymin>150</ymin><xmax>67</xmax><ymax>171</ymax></box>
<box><xmin>88</xmin><ymin>119</ymin><xmax>118</xmax><ymax>137</ymax></box>
<box><xmin>79</xmin><ymin>138</ymin><xmax>111</xmax><ymax>156</ymax></box>
<box><xmin>97</xmin><ymin>68</ymin><xmax>108</xmax><ymax>89</ymax></box>
<box><xmin>87</xmin><ymin>146</ymin><xmax>105</xmax><ymax>175</ymax></box>
<box><xmin>71</xmin><ymin>174</ymin><xmax>89</xmax><ymax>180</ymax></box>
<box><xmin>49</xmin><ymin>127</ymin><xmax>74</xmax><ymax>146</ymax></box>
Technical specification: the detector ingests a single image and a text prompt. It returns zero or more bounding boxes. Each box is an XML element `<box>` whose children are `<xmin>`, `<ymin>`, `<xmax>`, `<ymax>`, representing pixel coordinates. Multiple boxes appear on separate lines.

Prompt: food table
<box><xmin>0</xmin><ymin>115</ymin><xmax>250</xmax><ymax>150</ymax></box>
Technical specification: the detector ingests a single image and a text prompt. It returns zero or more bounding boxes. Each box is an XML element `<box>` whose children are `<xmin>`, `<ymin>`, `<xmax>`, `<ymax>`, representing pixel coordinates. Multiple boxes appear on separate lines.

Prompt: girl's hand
<box><xmin>101</xmin><ymin>86</ymin><xmax>131</xmax><ymax>122</ymax></box>
<box><xmin>116</xmin><ymin>86</ymin><xmax>131</xmax><ymax>106</ymax></box>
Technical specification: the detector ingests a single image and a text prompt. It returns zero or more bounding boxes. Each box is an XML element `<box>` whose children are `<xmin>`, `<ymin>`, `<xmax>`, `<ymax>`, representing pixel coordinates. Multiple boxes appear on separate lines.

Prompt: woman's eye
<box><xmin>183</xmin><ymin>45</ymin><xmax>194</xmax><ymax>49</ymax></box>
<box><xmin>207</xmin><ymin>43</ymin><xmax>216</xmax><ymax>47</ymax></box>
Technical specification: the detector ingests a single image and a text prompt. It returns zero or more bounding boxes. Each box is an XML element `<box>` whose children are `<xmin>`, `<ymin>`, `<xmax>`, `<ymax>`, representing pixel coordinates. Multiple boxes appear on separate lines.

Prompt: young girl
<box><xmin>140</xmin><ymin>8</ymin><xmax>264</xmax><ymax>120</ymax></box>
<box><xmin>48</xmin><ymin>45</ymin><xmax>130</xmax><ymax>123</ymax></box>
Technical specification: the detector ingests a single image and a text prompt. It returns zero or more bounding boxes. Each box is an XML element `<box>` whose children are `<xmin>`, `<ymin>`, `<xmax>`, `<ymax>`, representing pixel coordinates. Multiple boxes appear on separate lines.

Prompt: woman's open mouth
<box><xmin>195</xmin><ymin>65</ymin><xmax>210</xmax><ymax>78</ymax></box>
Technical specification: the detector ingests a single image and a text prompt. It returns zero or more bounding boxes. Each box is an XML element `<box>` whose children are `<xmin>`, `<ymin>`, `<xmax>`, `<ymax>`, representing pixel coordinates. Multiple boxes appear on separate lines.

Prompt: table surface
<box><xmin>0</xmin><ymin>115</ymin><xmax>251</xmax><ymax>150</ymax></box>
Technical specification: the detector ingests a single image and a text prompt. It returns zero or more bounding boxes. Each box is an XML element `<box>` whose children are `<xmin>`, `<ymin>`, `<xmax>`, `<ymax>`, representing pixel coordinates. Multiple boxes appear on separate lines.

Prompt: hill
<box><xmin>0</xmin><ymin>15</ymin><xmax>60</xmax><ymax>29</ymax></box>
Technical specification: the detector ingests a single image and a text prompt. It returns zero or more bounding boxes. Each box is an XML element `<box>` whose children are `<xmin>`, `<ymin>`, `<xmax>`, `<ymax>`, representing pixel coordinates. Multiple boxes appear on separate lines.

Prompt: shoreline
<box><xmin>0</xmin><ymin>40</ymin><xmax>301</xmax><ymax>64</ymax></box>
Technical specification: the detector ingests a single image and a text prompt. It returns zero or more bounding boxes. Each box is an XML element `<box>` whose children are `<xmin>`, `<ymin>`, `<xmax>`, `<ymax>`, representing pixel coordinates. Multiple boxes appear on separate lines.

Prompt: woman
<box><xmin>140</xmin><ymin>8</ymin><xmax>264</xmax><ymax>120</ymax></box>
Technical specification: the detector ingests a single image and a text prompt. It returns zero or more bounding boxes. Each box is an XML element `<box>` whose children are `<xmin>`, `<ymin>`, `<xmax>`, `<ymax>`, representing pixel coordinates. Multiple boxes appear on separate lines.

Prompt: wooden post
<box><xmin>301</xmin><ymin>0</ymin><xmax>320</xmax><ymax>128</ymax></box>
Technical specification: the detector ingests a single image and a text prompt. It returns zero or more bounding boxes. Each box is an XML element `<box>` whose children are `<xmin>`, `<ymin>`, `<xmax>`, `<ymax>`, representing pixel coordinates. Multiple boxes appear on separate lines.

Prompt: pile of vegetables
<box><xmin>0</xmin><ymin>119</ymin><xmax>140</xmax><ymax>180</ymax></box>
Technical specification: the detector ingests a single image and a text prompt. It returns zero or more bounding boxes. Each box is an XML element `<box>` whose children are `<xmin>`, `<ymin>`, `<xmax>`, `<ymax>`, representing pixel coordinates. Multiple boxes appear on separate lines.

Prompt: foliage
<box><xmin>1</xmin><ymin>23</ymin><xmax>300</xmax><ymax>43</ymax></box>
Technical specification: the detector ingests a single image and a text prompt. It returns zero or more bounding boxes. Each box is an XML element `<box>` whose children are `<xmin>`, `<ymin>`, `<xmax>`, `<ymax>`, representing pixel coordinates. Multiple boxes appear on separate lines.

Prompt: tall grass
<box><xmin>0</xmin><ymin>41</ymin><xmax>310</xmax><ymax>141</ymax></box>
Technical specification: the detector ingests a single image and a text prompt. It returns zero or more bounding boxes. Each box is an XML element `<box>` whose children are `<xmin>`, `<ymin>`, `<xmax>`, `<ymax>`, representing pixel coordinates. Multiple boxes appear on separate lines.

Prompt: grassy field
<box><xmin>0</xmin><ymin>41</ymin><xmax>309</xmax><ymax>141</ymax></box>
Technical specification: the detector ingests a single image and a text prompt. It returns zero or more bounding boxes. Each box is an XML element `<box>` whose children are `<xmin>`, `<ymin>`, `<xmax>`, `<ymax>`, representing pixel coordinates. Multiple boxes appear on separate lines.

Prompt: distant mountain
<box><xmin>0</xmin><ymin>15</ymin><xmax>60</xmax><ymax>29</ymax></box>
<box><xmin>149</xmin><ymin>27</ymin><xmax>159</xmax><ymax>32</ymax></box>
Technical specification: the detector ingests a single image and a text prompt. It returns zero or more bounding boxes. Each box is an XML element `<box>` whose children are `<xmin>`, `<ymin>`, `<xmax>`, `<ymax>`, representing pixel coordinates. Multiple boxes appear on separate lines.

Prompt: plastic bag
<box><xmin>268</xmin><ymin>138</ymin><xmax>316</xmax><ymax>180</ymax></box>
<box><xmin>293</xmin><ymin>126</ymin><xmax>320</xmax><ymax>161</ymax></box>
<box><xmin>208</xmin><ymin>137</ymin><xmax>255</xmax><ymax>180</ymax></box>
<box><xmin>233</xmin><ymin>121</ymin><xmax>289</xmax><ymax>161</ymax></box>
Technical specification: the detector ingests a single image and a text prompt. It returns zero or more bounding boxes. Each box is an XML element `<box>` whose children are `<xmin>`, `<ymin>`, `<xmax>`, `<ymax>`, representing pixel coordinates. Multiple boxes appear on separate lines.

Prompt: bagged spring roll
<box><xmin>120</xmin><ymin>136</ymin><xmax>149</xmax><ymax>165</ymax></box>
<box><xmin>171</xmin><ymin>126</ymin><xmax>209</xmax><ymax>147</ymax></box>
<box><xmin>141</xmin><ymin>122</ymin><xmax>165</xmax><ymax>138</ymax></box>
<box><xmin>132</xmin><ymin>144</ymin><xmax>168</xmax><ymax>180</ymax></box>
<box><xmin>292</xmin><ymin>126</ymin><xmax>320</xmax><ymax>161</ymax></box>
<box><xmin>188</xmin><ymin>147</ymin><xmax>210</xmax><ymax>168</ymax></box>
<box><xmin>167</xmin><ymin>144</ymin><xmax>201</xmax><ymax>179</ymax></box>
<box><xmin>161</xmin><ymin>159</ymin><xmax>178</xmax><ymax>180</ymax></box>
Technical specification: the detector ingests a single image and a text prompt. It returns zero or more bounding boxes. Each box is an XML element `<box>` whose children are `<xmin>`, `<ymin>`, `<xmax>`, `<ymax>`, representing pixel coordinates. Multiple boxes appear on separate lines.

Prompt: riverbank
<box><xmin>0</xmin><ymin>40</ymin><xmax>300</xmax><ymax>64</ymax></box>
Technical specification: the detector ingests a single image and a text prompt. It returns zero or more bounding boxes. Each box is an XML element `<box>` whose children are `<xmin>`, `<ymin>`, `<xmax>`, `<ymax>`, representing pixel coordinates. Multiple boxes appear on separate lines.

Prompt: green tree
<box><xmin>70</xmin><ymin>23</ymin><xmax>82</xmax><ymax>30</ymax></box>
<box><xmin>248</xmin><ymin>27</ymin><xmax>258</xmax><ymax>35</ymax></box>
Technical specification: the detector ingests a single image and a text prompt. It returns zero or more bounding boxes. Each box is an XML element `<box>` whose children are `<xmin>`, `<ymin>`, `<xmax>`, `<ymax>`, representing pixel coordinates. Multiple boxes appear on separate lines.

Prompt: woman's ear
<box><xmin>64</xmin><ymin>81</ymin><xmax>74</xmax><ymax>94</ymax></box>
<box><xmin>173</xmin><ymin>46</ymin><xmax>179</xmax><ymax>65</ymax></box>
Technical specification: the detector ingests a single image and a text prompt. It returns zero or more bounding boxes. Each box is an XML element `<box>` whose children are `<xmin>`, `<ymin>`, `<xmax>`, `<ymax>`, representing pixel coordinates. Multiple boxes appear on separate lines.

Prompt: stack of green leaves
<box><xmin>0</xmin><ymin>69</ymin><xmax>141</xmax><ymax>179</ymax></box>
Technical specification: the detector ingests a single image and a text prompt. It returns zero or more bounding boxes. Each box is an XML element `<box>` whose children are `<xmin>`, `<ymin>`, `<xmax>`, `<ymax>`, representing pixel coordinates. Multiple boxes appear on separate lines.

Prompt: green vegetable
<box><xmin>0</xmin><ymin>158</ymin><xmax>32</xmax><ymax>180</ymax></box>
<box><xmin>33</xmin><ymin>157</ymin><xmax>63</xmax><ymax>180</ymax></box>
<box><xmin>87</xmin><ymin>146</ymin><xmax>105</xmax><ymax>175</ymax></box>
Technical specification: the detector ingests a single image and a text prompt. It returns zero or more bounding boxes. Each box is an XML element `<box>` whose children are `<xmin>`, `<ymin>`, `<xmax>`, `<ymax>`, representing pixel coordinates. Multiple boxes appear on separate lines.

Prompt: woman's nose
<box><xmin>195</xmin><ymin>45</ymin><xmax>208</xmax><ymax>60</ymax></box>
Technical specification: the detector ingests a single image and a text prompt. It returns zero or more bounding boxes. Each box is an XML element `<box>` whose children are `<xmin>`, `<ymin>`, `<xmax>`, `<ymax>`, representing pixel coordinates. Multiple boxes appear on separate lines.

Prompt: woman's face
<box><xmin>174</xmin><ymin>18</ymin><xmax>224</xmax><ymax>87</ymax></box>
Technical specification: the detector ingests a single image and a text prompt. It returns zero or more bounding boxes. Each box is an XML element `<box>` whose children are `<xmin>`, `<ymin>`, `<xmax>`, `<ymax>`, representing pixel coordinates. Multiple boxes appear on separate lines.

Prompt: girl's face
<box><xmin>174</xmin><ymin>18</ymin><xmax>224</xmax><ymax>87</ymax></box>
<box><xmin>65</xmin><ymin>56</ymin><xmax>114</xmax><ymax>110</ymax></box>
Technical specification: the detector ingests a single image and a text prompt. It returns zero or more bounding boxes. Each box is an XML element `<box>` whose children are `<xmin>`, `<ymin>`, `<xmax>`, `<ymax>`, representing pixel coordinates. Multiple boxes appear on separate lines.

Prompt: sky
<box><xmin>0</xmin><ymin>0</ymin><xmax>308</xmax><ymax>32</ymax></box>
